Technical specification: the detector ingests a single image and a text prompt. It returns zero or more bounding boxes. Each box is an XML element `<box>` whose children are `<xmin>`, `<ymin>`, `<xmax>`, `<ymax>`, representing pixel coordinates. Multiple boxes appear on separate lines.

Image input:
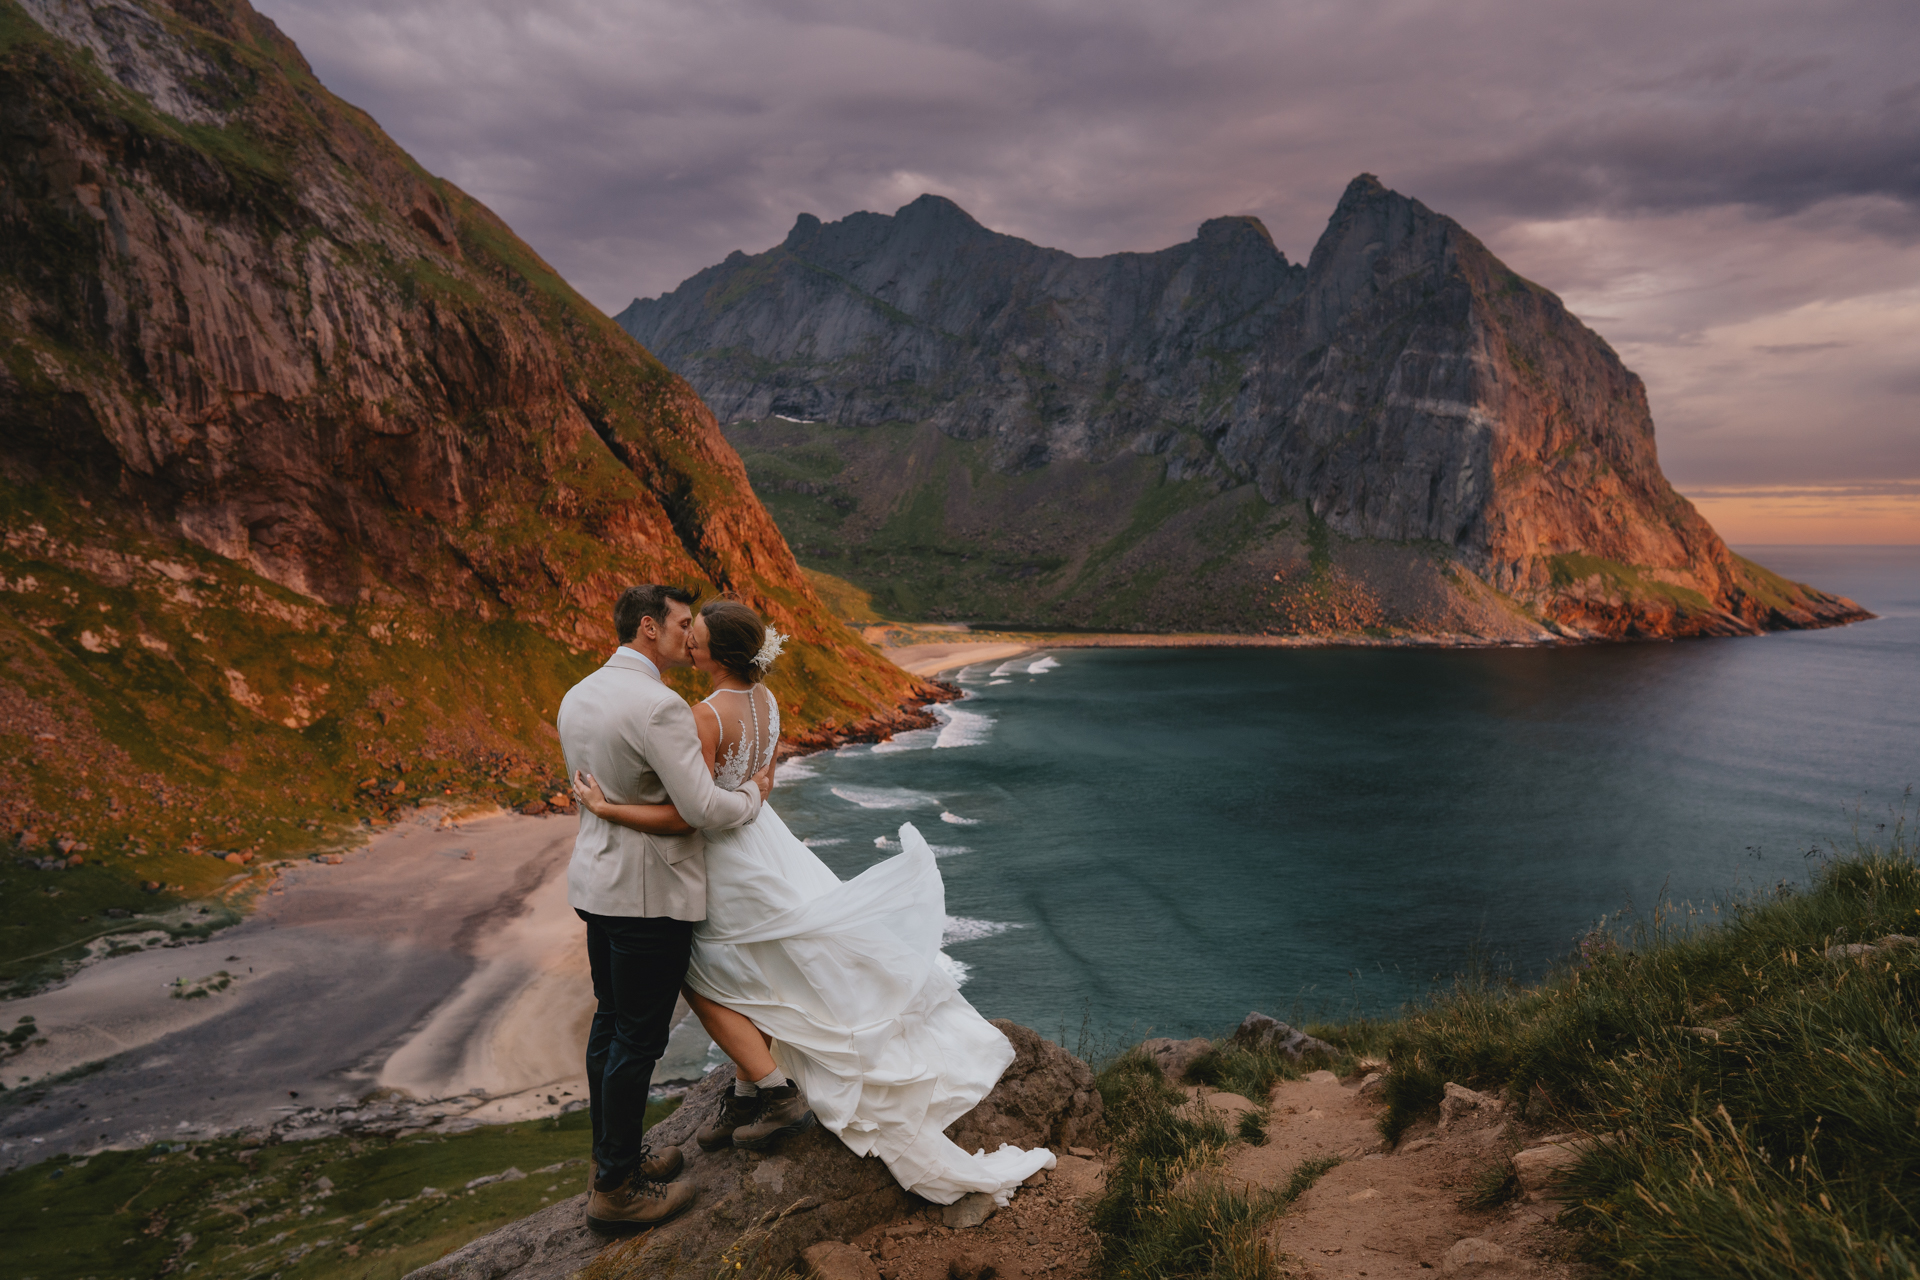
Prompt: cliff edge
<box><xmin>0</xmin><ymin>0</ymin><xmax>933</xmax><ymax>974</ymax></box>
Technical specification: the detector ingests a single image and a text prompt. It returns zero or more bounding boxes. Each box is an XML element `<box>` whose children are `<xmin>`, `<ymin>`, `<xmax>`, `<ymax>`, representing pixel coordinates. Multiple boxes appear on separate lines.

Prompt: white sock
<box><xmin>733</xmin><ymin>1077</ymin><xmax>757</xmax><ymax>1097</ymax></box>
<box><xmin>753</xmin><ymin>1067</ymin><xmax>785</xmax><ymax>1091</ymax></box>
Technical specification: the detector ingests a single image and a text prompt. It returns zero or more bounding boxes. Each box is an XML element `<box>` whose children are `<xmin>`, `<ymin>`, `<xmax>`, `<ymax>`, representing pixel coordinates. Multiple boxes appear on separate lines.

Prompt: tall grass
<box><xmin>1366</xmin><ymin>810</ymin><xmax>1920</xmax><ymax>1278</ymax></box>
<box><xmin>1090</xmin><ymin>1050</ymin><xmax>1337</xmax><ymax>1279</ymax></box>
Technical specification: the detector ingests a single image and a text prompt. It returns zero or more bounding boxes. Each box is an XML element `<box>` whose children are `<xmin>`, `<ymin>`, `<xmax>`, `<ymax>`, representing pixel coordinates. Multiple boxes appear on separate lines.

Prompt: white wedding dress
<box><xmin>682</xmin><ymin>685</ymin><xmax>1055</xmax><ymax>1204</ymax></box>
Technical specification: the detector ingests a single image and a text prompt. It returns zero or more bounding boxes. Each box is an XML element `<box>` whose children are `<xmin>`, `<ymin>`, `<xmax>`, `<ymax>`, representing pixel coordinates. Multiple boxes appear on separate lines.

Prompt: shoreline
<box><xmin>0</xmin><ymin>809</ymin><xmax>719</xmax><ymax>1170</ymax></box>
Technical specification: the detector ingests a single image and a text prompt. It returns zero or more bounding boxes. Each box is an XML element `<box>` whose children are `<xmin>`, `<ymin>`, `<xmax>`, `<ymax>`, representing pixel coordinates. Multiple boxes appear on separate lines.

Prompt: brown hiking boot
<box><xmin>591</xmin><ymin>1144</ymin><xmax>684</xmax><ymax>1193</ymax></box>
<box><xmin>586</xmin><ymin>1176</ymin><xmax>696</xmax><ymax>1235</ymax></box>
<box><xmin>731</xmin><ymin>1081</ymin><xmax>815</xmax><ymax>1150</ymax></box>
<box><xmin>696</xmin><ymin>1089</ymin><xmax>765</xmax><ymax>1152</ymax></box>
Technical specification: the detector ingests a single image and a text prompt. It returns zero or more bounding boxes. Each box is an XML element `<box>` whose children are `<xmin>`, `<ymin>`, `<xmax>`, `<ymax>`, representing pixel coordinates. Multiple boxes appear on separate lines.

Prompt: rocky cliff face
<box><xmin>620</xmin><ymin>181</ymin><xmax>1866</xmax><ymax>639</ymax></box>
<box><xmin>0</xmin><ymin>0</ymin><xmax>932</xmax><ymax>975</ymax></box>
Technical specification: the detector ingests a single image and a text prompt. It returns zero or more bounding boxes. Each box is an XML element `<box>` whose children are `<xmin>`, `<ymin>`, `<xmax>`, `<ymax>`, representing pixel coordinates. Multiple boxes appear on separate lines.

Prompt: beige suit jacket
<box><xmin>558</xmin><ymin>652</ymin><xmax>761</xmax><ymax>920</ymax></box>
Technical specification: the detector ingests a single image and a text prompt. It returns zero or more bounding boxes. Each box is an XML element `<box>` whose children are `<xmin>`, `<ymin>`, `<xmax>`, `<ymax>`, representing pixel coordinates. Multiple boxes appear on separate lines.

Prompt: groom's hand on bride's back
<box><xmin>754</xmin><ymin>765</ymin><xmax>774</xmax><ymax>803</ymax></box>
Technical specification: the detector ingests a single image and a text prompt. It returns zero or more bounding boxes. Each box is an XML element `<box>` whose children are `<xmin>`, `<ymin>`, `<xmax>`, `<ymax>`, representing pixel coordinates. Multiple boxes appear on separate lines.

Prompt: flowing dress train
<box><xmin>682</xmin><ymin>686</ymin><xmax>1054</xmax><ymax>1203</ymax></box>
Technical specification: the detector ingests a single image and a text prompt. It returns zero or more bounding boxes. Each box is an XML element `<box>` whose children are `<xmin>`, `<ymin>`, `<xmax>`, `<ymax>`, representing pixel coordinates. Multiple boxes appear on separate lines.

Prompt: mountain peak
<box><xmin>894</xmin><ymin>193</ymin><xmax>982</xmax><ymax>226</ymax></box>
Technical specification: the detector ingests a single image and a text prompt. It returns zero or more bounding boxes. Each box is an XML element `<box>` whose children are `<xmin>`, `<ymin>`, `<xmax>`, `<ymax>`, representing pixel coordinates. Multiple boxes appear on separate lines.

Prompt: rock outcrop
<box><xmin>0</xmin><ymin>0</ymin><xmax>935</xmax><ymax>911</ymax></box>
<box><xmin>1230</xmin><ymin>1012</ymin><xmax>1337</xmax><ymax>1062</ymax></box>
<box><xmin>620</xmin><ymin>183</ymin><xmax>1867</xmax><ymax>640</ymax></box>
<box><xmin>406</xmin><ymin>1021</ymin><xmax>1102</xmax><ymax>1280</ymax></box>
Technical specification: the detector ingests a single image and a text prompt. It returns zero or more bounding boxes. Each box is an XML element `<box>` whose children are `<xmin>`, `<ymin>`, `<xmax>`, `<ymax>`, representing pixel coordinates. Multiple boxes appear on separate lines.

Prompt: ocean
<box><xmin>767</xmin><ymin>546</ymin><xmax>1919</xmax><ymax>1043</ymax></box>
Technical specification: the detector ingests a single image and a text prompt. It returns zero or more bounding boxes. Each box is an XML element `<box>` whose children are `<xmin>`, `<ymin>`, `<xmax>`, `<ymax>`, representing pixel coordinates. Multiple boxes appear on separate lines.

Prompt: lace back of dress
<box><xmin>705</xmin><ymin>685</ymin><xmax>781</xmax><ymax>790</ymax></box>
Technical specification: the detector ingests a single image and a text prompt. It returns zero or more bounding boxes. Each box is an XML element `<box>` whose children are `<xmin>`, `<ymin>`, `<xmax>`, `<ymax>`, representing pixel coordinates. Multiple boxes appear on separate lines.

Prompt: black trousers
<box><xmin>576</xmin><ymin>908</ymin><xmax>695</xmax><ymax>1185</ymax></box>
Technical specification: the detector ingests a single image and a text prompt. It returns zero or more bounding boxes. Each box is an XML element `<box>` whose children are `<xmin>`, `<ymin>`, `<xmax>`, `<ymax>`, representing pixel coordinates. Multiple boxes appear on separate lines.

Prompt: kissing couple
<box><xmin>557</xmin><ymin>584</ymin><xmax>1054</xmax><ymax>1234</ymax></box>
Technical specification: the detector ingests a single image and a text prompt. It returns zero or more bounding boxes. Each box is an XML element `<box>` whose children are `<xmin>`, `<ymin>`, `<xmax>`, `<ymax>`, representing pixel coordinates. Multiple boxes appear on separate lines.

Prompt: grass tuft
<box><xmin>1349</xmin><ymin>803</ymin><xmax>1920</xmax><ymax>1277</ymax></box>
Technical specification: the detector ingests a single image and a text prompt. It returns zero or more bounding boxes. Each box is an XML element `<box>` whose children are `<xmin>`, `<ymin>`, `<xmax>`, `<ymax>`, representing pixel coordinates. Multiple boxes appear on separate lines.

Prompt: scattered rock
<box><xmin>465</xmin><ymin>1167</ymin><xmax>526</xmax><ymax>1189</ymax></box>
<box><xmin>1357</xmin><ymin>1071</ymin><xmax>1387</xmax><ymax>1096</ymax></box>
<box><xmin>1438</xmin><ymin>1082</ymin><xmax>1502</xmax><ymax>1130</ymax></box>
<box><xmin>1825</xmin><ymin>934</ymin><xmax>1919</xmax><ymax>961</ymax></box>
<box><xmin>1347</xmin><ymin>1187</ymin><xmax>1380</xmax><ymax>1202</ymax></box>
<box><xmin>803</xmin><ymin>1241</ymin><xmax>881</xmax><ymax>1280</ymax></box>
<box><xmin>943</xmin><ymin>1192</ymin><xmax>999</xmax><ymax>1230</ymax></box>
<box><xmin>1140</xmin><ymin>1036</ymin><xmax>1212</xmax><ymax>1081</ymax></box>
<box><xmin>1512</xmin><ymin>1133</ymin><xmax>1604</xmax><ymax>1200</ymax></box>
<box><xmin>1229</xmin><ymin>1011</ymin><xmax>1336</xmax><ymax>1061</ymax></box>
<box><xmin>947</xmin><ymin>1248</ymin><xmax>999</xmax><ymax>1280</ymax></box>
<box><xmin>1066</xmin><ymin>1146</ymin><xmax>1096</xmax><ymax>1159</ymax></box>
<box><xmin>1195</xmin><ymin>1091</ymin><xmax>1259</xmax><ymax>1120</ymax></box>
<box><xmin>1441</xmin><ymin>1236</ymin><xmax>1519</xmax><ymax>1276</ymax></box>
<box><xmin>1304</xmin><ymin>1070</ymin><xmax>1339</xmax><ymax>1085</ymax></box>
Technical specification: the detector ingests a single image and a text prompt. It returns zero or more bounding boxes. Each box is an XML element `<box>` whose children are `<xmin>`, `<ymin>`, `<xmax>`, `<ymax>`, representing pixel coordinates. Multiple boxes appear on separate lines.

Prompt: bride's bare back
<box><xmin>696</xmin><ymin>684</ymin><xmax>780</xmax><ymax>789</ymax></box>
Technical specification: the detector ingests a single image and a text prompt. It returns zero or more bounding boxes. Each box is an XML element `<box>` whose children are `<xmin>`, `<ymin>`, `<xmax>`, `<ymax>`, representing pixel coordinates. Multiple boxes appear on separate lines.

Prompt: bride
<box><xmin>572</xmin><ymin>598</ymin><xmax>1055</xmax><ymax>1206</ymax></box>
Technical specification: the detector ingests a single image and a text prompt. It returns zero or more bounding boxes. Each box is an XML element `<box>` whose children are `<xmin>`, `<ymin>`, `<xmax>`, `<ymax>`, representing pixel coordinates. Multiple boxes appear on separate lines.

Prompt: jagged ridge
<box><xmin>620</xmin><ymin>180</ymin><xmax>1867</xmax><ymax>640</ymax></box>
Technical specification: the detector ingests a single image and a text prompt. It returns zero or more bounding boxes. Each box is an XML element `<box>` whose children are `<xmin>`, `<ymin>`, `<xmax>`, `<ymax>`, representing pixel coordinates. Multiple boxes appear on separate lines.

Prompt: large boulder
<box><xmin>406</xmin><ymin>1022</ymin><xmax>1102</xmax><ymax>1280</ymax></box>
<box><xmin>946</xmin><ymin>1021</ymin><xmax>1103</xmax><ymax>1154</ymax></box>
<box><xmin>1229</xmin><ymin>1012</ymin><xmax>1336</xmax><ymax>1061</ymax></box>
<box><xmin>1140</xmin><ymin>1037</ymin><xmax>1213</xmax><ymax>1081</ymax></box>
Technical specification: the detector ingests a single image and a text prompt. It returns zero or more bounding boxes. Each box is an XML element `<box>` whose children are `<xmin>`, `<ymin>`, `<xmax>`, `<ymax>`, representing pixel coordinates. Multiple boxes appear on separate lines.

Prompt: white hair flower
<box><xmin>752</xmin><ymin>628</ymin><xmax>786</xmax><ymax>671</ymax></box>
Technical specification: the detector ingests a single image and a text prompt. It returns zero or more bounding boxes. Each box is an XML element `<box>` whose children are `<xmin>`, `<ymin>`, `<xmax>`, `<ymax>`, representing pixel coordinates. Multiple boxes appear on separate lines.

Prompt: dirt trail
<box><xmin>1228</xmin><ymin>1072</ymin><xmax>1576</xmax><ymax>1277</ymax></box>
<box><xmin>833</xmin><ymin>1070</ymin><xmax>1578</xmax><ymax>1280</ymax></box>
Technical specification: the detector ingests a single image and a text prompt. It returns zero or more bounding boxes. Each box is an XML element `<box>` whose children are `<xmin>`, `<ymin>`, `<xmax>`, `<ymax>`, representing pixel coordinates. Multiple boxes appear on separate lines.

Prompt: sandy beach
<box><xmin>881</xmin><ymin>640</ymin><xmax>1036</xmax><ymax>676</ymax></box>
<box><xmin>0</xmin><ymin>809</ymin><xmax>715</xmax><ymax>1169</ymax></box>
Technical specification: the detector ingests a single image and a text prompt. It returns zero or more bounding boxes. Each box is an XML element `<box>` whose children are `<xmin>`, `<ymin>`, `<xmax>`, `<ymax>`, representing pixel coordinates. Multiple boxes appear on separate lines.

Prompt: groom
<box><xmin>556</xmin><ymin>584</ymin><xmax>770</xmax><ymax>1233</ymax></box>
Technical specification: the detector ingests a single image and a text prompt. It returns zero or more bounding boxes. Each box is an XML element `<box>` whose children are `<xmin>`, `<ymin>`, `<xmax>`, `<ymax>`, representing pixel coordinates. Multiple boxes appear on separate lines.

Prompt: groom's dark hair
<box><xmin>615</xmin><ymin>584</ymin><xmax>696</xmax><ymax>644</ymax></box>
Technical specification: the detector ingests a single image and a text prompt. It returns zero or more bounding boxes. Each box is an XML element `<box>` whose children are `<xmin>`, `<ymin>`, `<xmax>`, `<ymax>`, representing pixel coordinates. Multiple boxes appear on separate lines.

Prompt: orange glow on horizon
<box><xmin>1678</xmin><ymin>484</ymin><xmax>1920</xmax><ymax>546</ymax></box>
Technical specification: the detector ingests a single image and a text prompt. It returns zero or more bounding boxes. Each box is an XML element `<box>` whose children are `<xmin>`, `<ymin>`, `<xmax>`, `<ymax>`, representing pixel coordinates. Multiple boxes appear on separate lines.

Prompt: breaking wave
<box><xmin>939</xmin><ymin>811</ymin><xmax>981</xmax><ymax>825</ymax></box>
<box><xmin>1027</xmin><ymin>655</ymin><xmax>1060</xmax><ymax>674</ymax></box>
<box><xmin>872</xmin><ymin>835</ymin><xmax>969</xmax><ymax>856</ymax></box>
<box><xmin>934</xmin><ymin>705</ymin><xmax>993</xmax><ymax>749</ymax></box>
<box><xmin>831</xmin><ymin>785</ymin><xmax>938</xmax><ymax>810</ymax></box>
<box><xmin>943</xmin><ymin>916</ymin><xmax>1021</xmax><ymax>945</ymax></box>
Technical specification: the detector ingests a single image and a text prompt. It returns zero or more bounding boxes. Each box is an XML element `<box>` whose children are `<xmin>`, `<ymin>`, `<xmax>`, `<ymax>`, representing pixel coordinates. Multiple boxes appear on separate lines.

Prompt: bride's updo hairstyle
<box><xmin>700</xmin><ymin>599</ymin><xmax>770</xmax><ymax>684</ymax></box>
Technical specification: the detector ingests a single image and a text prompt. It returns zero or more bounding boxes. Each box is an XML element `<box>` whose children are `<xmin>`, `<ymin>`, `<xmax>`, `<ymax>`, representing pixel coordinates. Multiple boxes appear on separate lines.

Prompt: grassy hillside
<box><xmin>0</xmin><ymin>0</ymin><xmax>939</xmax><ymax>990</ymax></box>
<box><xmin>0</xmin><ymin>1098</ymin><xmax>677</xmax><ymax>1280</ymax></box>
<box><xmin>726</xmin><ymin>418</ymin><xmax>1544</xmax><ymax>640</ymax></box>
<box><xmin>1099</xmin><ymin>805</ymin><xmax>1920</xmax><ymax>1279</ymax></box>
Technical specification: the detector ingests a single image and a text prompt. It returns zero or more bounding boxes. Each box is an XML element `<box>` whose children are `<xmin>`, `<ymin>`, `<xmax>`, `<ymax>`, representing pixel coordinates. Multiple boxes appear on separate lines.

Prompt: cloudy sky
<box><xmin>256</xmin><ymin>0</ymin><xmax>1919</xmax><ymax>542</ymax></box>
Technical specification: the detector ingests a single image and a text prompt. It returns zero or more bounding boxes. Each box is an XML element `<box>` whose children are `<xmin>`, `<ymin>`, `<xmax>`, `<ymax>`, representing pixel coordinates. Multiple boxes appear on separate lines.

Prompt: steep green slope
<box><xmin>0</xmin><ymin>0</ymin><xmax>935</xmax><ymax>989</ymax></box>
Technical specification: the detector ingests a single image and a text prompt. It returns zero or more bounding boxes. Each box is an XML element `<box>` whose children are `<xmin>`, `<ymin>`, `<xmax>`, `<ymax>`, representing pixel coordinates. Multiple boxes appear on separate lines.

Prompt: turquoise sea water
<box><xmin>769</xmin><ymin>547</ymin><xmax>1919</xmax><ymax>1041</ymax></box>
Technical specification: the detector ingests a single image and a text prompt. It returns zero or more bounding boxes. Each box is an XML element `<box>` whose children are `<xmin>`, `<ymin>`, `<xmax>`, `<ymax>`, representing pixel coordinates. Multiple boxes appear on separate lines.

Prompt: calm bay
<box><xmin>770</xmin><ymin>546</ymin><xmax>1920</xmax><ymax>1040</ymax></box>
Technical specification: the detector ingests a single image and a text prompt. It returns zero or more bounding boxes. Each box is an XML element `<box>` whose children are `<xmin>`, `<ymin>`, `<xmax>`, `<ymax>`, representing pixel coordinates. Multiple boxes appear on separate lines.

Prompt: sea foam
<box><xmin>1027</xmin><ymin>655</ymin><xmax>1060</xmax><ymax>674</ymax></box>
<box><xmin>873</xmin><ymin>835</ymin><xmax>969</xmax><ymax>856</ymax></box>
<box><xmin>777</xmin><ymin>755</ymin><xmax>820</xmax><ymax>781</ymax></box>
<box><xmin>934</xmin><ymin>704</ymin><xmax>993</xmax><ymax>749</ymax></box>
<box><xmin>939</xmin><ymin>811</ymin><xmax>981</xmax><ymax>825</ymax></box>
<box><xmin>943</xmin><ymin>915</ymin><xmax>1020</xmax><ymax>945</ymax></box>
<box><xmin>831</xmin><ymin>785</ymin><xmax>938</xmax><ymax>809</ymax></box>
